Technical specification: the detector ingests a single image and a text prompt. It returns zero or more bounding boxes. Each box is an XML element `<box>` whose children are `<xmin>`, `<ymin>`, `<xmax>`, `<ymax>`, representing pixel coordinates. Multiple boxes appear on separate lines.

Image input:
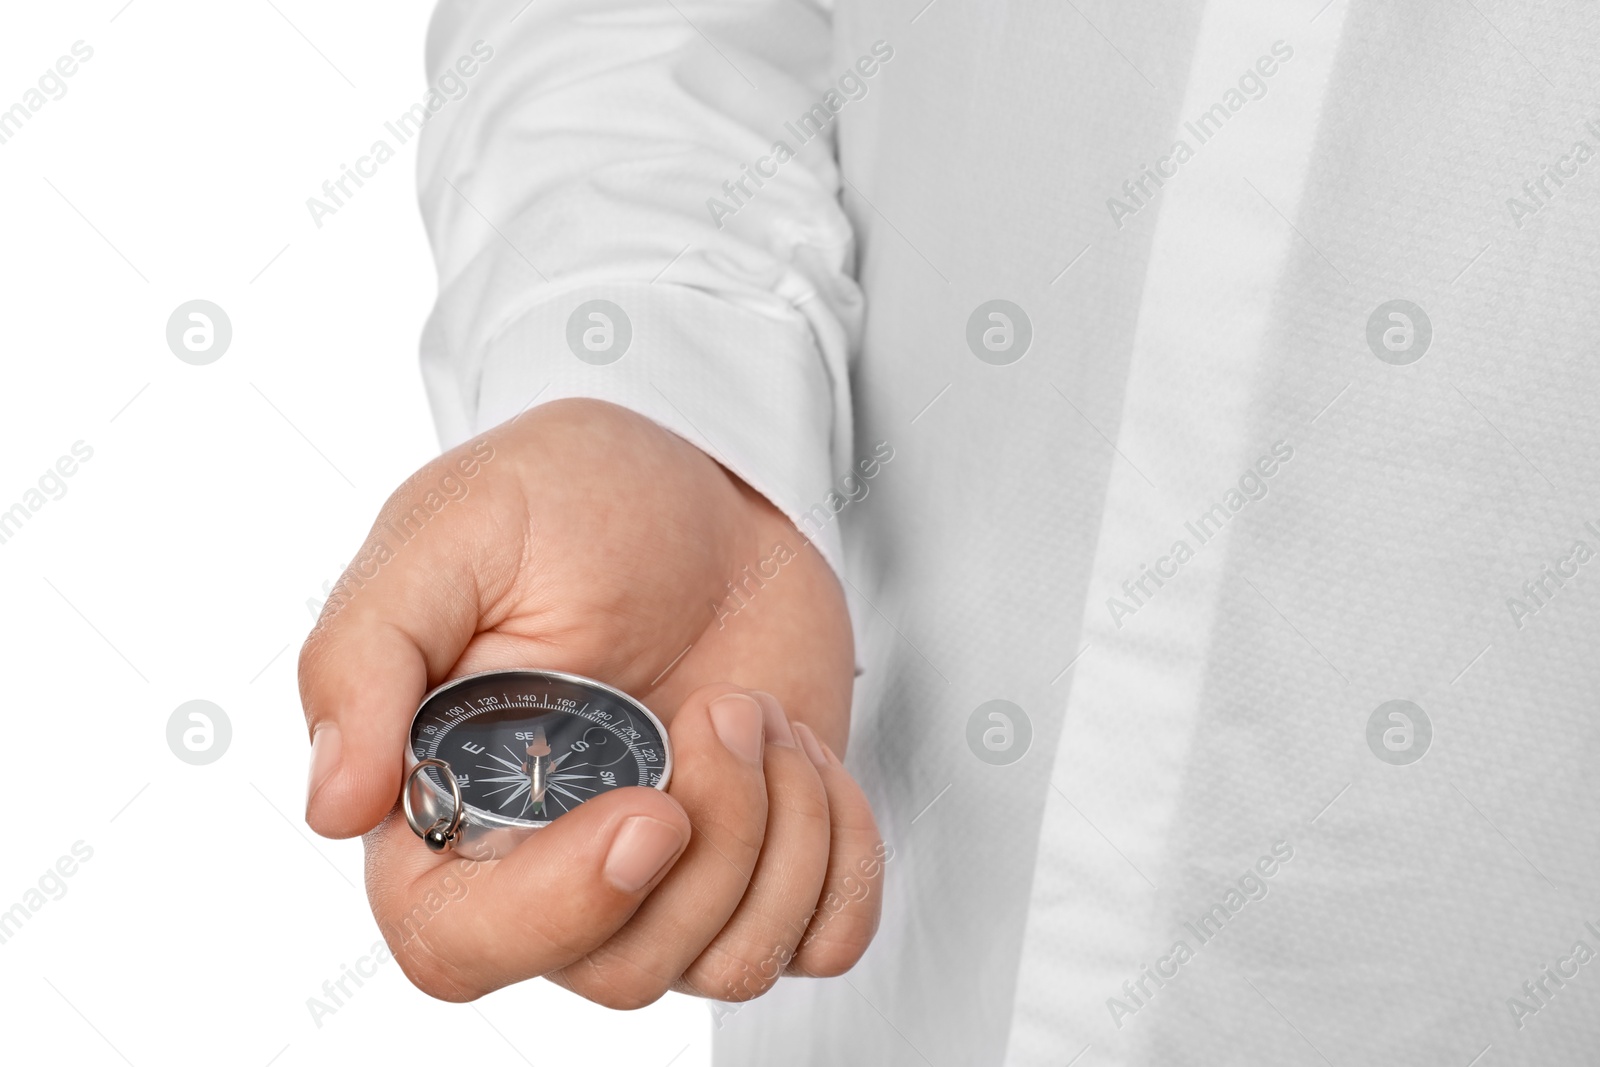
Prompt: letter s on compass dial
<box><xmin>402</xmin><ymin>669</ymin><xmax>672</xmax><ymax>859</ymax></box>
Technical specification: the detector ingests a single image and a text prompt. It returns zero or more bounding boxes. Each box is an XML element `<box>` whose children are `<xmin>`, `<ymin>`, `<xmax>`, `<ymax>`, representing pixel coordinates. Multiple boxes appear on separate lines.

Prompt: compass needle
<box><xmin>522</xmin><ymin>726</ymin><xmax>552</xmax><ymax>818</ymax></box>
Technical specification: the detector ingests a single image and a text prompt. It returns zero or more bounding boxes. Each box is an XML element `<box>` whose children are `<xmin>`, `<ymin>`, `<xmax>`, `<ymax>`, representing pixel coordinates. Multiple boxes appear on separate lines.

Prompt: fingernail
<box><xmin>709</xmin><ymin>693</ymin><xmax>765</xmax><ymax>763</ymax></box>
<box><xmin>751</xmin><ymin>691</ymin><xmax>796</xmax><ymax>748</ymax></box>
<box><xmin>606</xmin><ymin>816</ymin><xmax>686</xmax><ymax>892</ymax></box>
<box><xmin>822</xmin><ymin>740</ymin><xmax>843</xmax><ymax>767</ymax></box>
<box><xmin>793</xmin><ymin>722</ymin><xmax>829</xmax><ymax>767</ymax></box>
<box><xmin>306</xmin><ymin>724</ymin><xmax>341</xmax><ymax>811</ymax></box>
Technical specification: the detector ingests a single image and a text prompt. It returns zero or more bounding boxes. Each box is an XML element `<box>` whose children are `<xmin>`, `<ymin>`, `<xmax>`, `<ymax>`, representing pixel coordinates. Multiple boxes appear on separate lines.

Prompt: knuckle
<box><xmin>790</xmin><ymin>897</ymin><xmax>879</xmax><ymax>978</ymax></box>
<box><xmin>389</xmin><ymin>931</ymin><xmax>481</xmax><ymax>1003</ymax></box>
<box><xmin>684</xmin><ymin>939</ymin><xmax>786</xmax><ymax>1002</ymax></box>
<box><xmin>791</xmin><ymin>930</ymin><xmax>870</xmax><ymax>978</ymax></box>
<box><xmin>774</xmin><ymin>777</ymin><xmax>830</xmax><ymax>827</ymax></box>
<box><xmin>296</xmin><ymin>632</ymin><xmax>332</xmax><ymax>694</ymax></box>
<box><xmin>692</xmin><ymin>803</ymin><xmax>768</xmax><ymax>862</ymax></box>
<box><xmin>561</xmin><ymin>949</ymin><xmax>673</xmax><ymax>1011</ymax></box>
<box><xmin>498</xmin><ymin>897</ymin><xmax>591</xmax><ymax>963</ymax></box>
<box><xmin>296</xmin><ymin>630</ymin><xmax>362</xmax><ymax>711</ymax></box>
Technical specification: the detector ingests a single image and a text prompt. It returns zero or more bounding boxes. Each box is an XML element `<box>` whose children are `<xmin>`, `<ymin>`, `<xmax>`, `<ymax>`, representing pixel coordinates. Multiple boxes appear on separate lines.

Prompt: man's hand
<box><xmin>298</xmin><ymin>399</ymin><xmax>882</xmax><ymax>1006</ymax></box>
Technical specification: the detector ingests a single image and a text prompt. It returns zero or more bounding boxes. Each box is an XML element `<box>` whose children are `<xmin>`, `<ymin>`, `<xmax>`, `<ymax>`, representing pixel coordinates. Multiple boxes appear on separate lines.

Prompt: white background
<box><xmin>0</xmin><ymin>2</ymin><xmax>709</xmax><ymax>1062</ymax></box>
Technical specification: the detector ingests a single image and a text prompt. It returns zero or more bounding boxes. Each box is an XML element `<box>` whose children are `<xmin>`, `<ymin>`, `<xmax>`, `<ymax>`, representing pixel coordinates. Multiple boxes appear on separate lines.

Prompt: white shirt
<box><xmin>418</xmin><ymin>1</ymin><xmax>1600</xmax><ymax>1063</ymax></box>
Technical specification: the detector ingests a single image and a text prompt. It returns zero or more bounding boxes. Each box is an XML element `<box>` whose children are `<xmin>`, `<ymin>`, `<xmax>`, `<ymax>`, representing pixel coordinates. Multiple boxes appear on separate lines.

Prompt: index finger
<box><xmin>299</xmin><ymin>433</ymin><xmax>513</xmax><ymax>838</ymax></box>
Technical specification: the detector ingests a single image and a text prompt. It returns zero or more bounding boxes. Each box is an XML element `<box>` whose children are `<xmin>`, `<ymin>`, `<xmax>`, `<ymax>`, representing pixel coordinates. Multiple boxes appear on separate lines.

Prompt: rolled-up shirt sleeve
<box><xmin>417</xmin><ymin>0</ymin><xmax>861</xmax><ymax>580</ymax></box>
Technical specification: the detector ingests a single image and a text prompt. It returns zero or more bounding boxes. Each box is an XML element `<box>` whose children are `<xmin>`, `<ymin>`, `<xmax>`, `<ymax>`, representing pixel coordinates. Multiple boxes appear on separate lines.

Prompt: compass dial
<box><xmin>407</xmin><ymin>670</ymin><xmax>671</xmax><ymax>828</ymax></box>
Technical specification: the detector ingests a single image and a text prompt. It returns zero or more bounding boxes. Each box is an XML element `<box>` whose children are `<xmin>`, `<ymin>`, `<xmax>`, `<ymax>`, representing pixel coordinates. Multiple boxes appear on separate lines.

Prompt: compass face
<box><xmin>408</xmin><ymin>670</ymin><xmax>670</xmax><ymax>827</ymax></box>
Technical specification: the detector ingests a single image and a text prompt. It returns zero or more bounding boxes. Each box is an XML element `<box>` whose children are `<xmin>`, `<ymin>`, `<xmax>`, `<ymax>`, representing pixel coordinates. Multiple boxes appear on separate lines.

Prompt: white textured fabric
<box><xmin>419</xmin><ymin>0</ymin><xmax>859</xmax><ymax>582</ymax></box>
<box><xmin>418</xmin><ymin>1</ymin><xmax>1600</xmax><ymax>1064</ymax></box>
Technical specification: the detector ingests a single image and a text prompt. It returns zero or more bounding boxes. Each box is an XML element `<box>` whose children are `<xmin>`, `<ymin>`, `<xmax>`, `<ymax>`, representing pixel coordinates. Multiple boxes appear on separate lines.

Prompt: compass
<box><xmin>402</xmin><ymin>669</ymin><xmax>672</xmax><ymax>859</ymax></box>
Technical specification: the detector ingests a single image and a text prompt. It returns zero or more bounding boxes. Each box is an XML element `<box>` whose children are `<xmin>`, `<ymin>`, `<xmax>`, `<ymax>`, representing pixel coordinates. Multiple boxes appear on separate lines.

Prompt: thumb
<box><xmin>299</xmin><ymin>443</ymin><xmax>508</xmax><ymax>838</ymax></box>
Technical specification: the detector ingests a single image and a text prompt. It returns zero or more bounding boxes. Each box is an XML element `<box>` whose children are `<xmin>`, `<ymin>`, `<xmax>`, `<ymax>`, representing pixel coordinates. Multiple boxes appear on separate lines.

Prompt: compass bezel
<box><xmin>404</xmin><ymin>668</ymin><xmax>674</xmax><ymax>838</ymax></box>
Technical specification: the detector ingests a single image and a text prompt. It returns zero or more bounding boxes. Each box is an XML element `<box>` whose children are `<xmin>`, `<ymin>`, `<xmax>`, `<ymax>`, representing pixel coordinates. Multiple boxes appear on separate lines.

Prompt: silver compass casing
<box><xmin>403</xmin><ymin>668</ymin><xmax>674</xmax><ymax>860</ymax></box>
